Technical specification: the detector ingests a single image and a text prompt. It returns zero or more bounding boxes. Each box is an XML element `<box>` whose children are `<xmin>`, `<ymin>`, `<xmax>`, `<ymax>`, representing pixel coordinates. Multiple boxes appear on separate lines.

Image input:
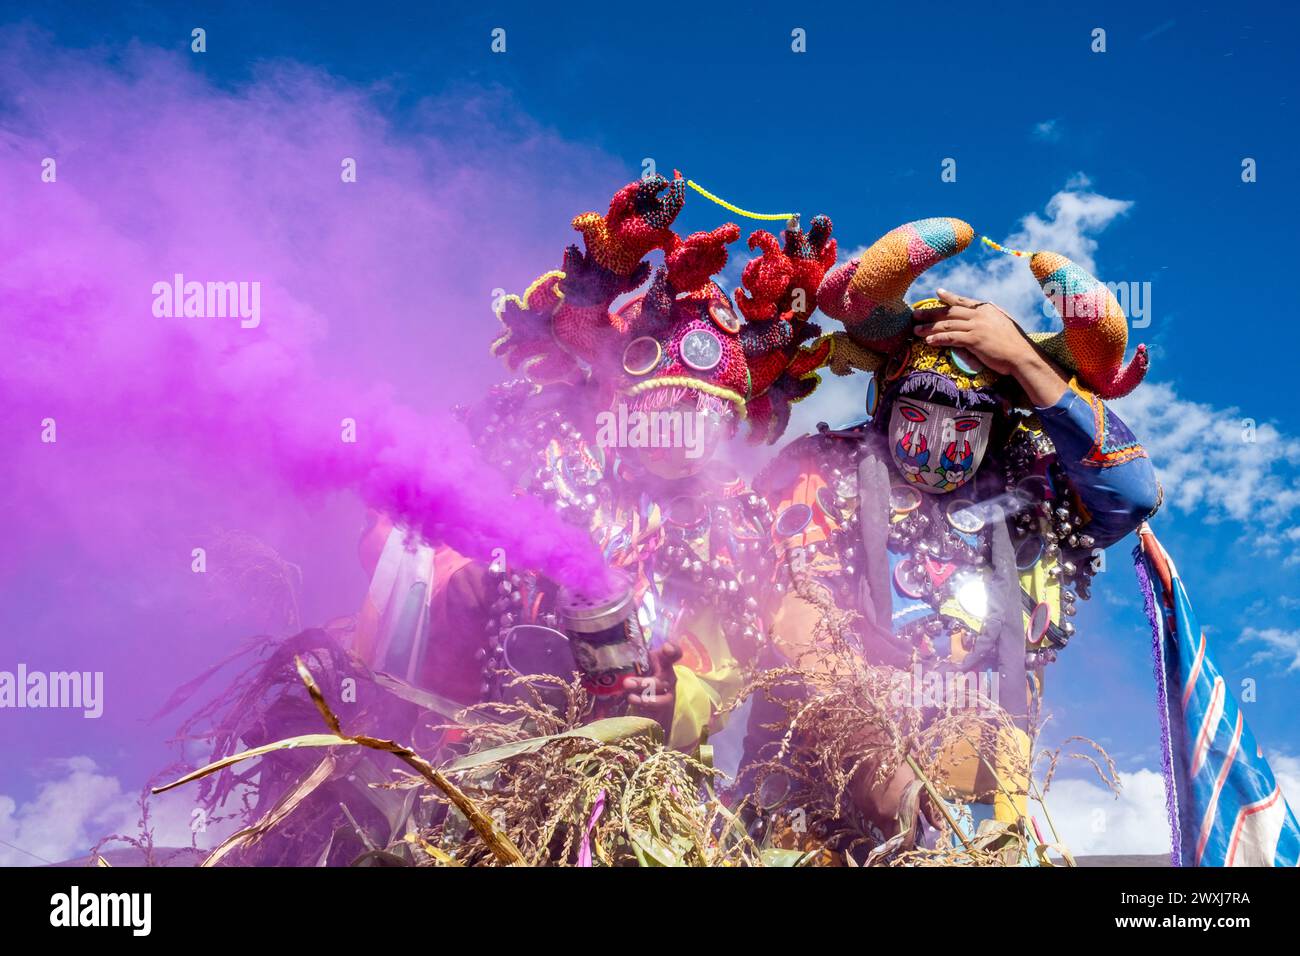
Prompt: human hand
<box><xmin>912</xmin><ymin>288</ymin><xmax>1068</xmax><ymax>407</ymax></box>
<box><xmin>623</xmin><ymin>643</ymin><xmax>683</xmax><ymax>732</ymax></box>
<box><xmin>911</xmin><ymin>288</ymin><xmax>1037</xmax><ymax>377</ymax></box>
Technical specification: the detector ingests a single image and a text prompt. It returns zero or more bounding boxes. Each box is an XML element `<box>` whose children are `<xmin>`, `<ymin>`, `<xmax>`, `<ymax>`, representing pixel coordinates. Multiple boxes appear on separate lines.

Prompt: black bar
<box><xmin>0</xmin><ymin>863</ymin><xmax>1289</xmax><ymax>941</ymax></box>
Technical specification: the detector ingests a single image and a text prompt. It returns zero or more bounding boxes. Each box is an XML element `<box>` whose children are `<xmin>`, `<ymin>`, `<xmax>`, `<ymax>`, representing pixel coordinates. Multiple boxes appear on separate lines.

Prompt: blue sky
<box><xmin>2</xmin><ymin>1</ymin><xmax>1298</xmax><ymax>858</ymax></box>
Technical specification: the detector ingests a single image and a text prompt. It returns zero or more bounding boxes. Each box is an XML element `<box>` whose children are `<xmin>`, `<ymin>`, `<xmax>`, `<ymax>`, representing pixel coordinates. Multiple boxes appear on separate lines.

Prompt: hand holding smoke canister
<box><xmin>557</xmin><ymin>572</ymin><xmax>651</xmax><ymax>700</ymax></box>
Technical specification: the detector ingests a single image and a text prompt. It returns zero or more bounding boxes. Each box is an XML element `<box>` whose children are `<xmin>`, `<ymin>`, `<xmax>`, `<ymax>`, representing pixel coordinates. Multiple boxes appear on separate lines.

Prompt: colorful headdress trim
<box><xmin>622</xmin><ymin>375</ymin><xmax>748</xmax><ymax>419</ymax></box>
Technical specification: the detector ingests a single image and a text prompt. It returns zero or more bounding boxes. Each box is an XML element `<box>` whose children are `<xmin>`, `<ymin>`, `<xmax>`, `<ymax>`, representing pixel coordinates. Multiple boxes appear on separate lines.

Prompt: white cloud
<box><xmin>1037</xmin><ymin>752</ymin><xmax>1300</xmax><ymax>859</ymax></box>
<box><xmin>0</xmin><ymin>757</ymin><xmax>137</xmax><ymax>866</ymax></box>
<box><xmin>0</xmin><ymin>756</ymin><xmax>240</xmax><ymax>866</ymax></box>
<box><xmin>1140</xmin><ymin>19</ymin><xmax>1177</xmax><ymax>42</ymax></box>
<box><xmin>1269</xmin><ymin>751</ymin><xmax>1300</xmax><ymax>811</ymax></box>
<box><xmin>1032</xmin><ymin>119</ymin><xmax>1062</xmax><ymax>142</ymax></box>
<box><xmin>1034</xmin><ymin>767</ymin><xmax>1173</xmax><ymax>857</ymax></box>
<box><xmin>921</xmin><ymin>185</ymin><xmax>1133</xmax><ymax>329</ymax></box>
<box><xmin>1114</xmin><ymin>384</ymin><xmax>1300</xmax><ymax>527</ymax></box>
<box><xmin>1244</xmin><ymin>628</ymin><xmax>1300</xmax><ymax>673</ymax></box>
<box><xmin>817</xmin><ymin>183</ymin><xmax>1134</xmax><ymax>344</ymax></box>
<box><xmin>789</xmin><ymin>366</ymin><xmax>871</xmax><ymax>438</ymax></box>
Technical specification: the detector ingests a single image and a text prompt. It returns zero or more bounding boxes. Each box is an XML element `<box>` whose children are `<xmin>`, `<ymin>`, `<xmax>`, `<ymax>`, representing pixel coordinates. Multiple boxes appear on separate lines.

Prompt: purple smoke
<box><xmin>0</xmin><ymin>31</ymin><xmax>616</xmax><ymax>794</ymax></box>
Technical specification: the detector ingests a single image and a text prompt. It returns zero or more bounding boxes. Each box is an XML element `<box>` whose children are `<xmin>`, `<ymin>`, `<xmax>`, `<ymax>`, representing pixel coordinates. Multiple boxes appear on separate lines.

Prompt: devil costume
<box><xmin>353</xmin><ymin>173</ymin><xmax>838</xmax><ymax>748</ymax></box>
<box><xmin>746</xmin><ymin>218</ymin><xmax>1161</xmax><ymax>831</ymax></box>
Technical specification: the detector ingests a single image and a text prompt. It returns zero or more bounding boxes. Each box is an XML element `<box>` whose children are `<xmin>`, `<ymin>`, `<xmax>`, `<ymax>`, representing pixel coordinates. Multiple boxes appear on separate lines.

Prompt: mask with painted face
<box><xmin>887</xmin><ymin>397</ymin><xmax>993</xmax><ymax>494</ymax></box>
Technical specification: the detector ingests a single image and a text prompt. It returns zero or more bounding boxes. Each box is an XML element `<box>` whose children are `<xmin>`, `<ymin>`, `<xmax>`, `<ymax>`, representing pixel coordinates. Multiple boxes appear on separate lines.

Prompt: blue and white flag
<box><xmin>1135</xmin><ymin>526</ymin><xmax>1300</xmax><ymax>866</ymax></box>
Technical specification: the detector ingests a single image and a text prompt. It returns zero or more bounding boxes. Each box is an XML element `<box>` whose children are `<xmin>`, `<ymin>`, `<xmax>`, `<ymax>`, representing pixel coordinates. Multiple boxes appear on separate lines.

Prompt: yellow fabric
<box><xmin>1018</xmin><ymin>548</ymin><xmax>1059</xmax><ymax>710</ymax></box>
<box><xmin>994</xmin><ymin>727</ymin><xmax>1033</xmax><ymax>823</ymax></box>
<box><xmin>668</xmin><ymin>665</ymin><xmax>722</xmax><ymax>750</ymax></box>
<box><xmin>932</xmin><ymin>722</ymin><xmax>1032</xmax><ymax>823</ymax></box>
<box><xmin>1019</xmin><ymin>554</ymin><xmax>1061</xmax><ymax>635</ymax></box>
<box><xmin>665</xmin><ymin>605</ymin><xmax>746</xmax><ymax>750</ymax></box>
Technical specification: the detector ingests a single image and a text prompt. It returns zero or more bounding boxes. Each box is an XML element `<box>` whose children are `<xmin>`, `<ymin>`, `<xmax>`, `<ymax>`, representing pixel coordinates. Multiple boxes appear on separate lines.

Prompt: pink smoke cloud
<box><xmin>0</xmin><ymin>30</ymin><xmax>619</xmax><ymax>790</ymax></box>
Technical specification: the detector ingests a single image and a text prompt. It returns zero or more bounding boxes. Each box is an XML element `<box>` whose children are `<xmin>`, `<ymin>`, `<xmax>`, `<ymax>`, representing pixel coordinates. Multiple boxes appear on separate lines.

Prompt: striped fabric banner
<box><xmin>1135</xmin><ymin>527</ymin><xmax>1300</xmax><ymax>866</ymax></box>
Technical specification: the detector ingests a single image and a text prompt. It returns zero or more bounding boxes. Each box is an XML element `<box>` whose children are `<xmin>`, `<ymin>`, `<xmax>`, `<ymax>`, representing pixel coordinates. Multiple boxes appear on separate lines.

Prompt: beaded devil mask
<box><xmin>491</xmin><ymin>172</ymin><xmax>838</xmax><ymax>448</ymax></box>
<box><xmin>887</xmin><ymin>396</ymin><xmax>993</xmax><ymax>494</ymax></box>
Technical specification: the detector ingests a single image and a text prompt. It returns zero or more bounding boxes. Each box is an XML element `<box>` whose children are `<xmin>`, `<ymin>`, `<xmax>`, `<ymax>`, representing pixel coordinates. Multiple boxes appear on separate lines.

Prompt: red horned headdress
<box><xmin>491</xmin><ymin>174</ymin><xmax>836</xmax><ymax>442</ymax></box>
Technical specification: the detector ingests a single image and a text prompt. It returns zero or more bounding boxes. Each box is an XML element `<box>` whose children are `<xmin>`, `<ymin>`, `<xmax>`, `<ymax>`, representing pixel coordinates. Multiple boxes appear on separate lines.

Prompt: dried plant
<box><xmin>203</xmin><ymin>529</ymin><xmax>303</xmax><ymax>637</ymax></box>
<box><xmin>726</xmin><ymin>641</ymin><xmax>1104</xmax><ymax>867</ymax></box>
<box><xmin>415</xmin><ymin>674</ymin><xmax>760</xmax><ymax>867</ymax></box>
<box><xmin>128</xmin><ymin>615</ymin><xmax>1114</xmax><ymax>868</ymax></box>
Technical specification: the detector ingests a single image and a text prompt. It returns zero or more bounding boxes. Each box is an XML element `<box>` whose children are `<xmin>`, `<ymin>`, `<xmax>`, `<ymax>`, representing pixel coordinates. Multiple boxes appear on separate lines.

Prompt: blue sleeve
<box><xmin>1034</xmin><ymin>387</ymin><xmax>1161</xmax><ymax>549</ymax></box>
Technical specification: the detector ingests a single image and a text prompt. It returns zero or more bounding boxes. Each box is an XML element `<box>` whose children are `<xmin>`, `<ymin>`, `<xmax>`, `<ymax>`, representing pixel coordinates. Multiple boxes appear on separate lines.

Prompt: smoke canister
<box><xmin>557</xmin><ymin>571</ymin><xmax>650</xmax><ymax>696</ymax></box>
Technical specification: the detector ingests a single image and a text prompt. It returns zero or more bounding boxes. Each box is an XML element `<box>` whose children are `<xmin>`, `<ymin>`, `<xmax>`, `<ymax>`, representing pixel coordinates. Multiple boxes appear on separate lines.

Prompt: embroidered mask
<box><xmin>887</xmin><ymin>398</ymin><xmax>993</xmax><ymax>494</ymax></box>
